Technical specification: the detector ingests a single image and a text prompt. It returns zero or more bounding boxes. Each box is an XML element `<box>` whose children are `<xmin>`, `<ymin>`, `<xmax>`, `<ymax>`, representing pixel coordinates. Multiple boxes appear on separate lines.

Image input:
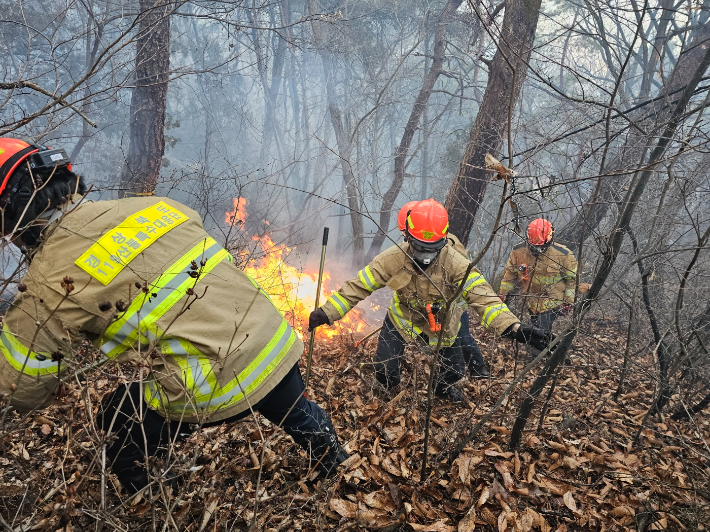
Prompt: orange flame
<box><xmin>225</xmin><ymin>197</ymin><xmax>248</xmax><ymax>228</ymax></box>
<box><xmin>226</xmin><ymin>199</ymin><xmax>373</xmax><ymax>340</ymax></box>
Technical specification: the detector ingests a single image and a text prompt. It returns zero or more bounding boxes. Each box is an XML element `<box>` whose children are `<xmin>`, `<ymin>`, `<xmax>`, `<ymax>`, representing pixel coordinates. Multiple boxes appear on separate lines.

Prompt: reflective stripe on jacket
<box><xmin>0</xmin><ymin>197</ymin><xmax>302</xmax><ymax>422</ymax></box>
<box><xmin>499</xmin><ymin>243</ymin><xmax>578</xmax><ymax>314</ymax></box>
<box><xmin>322</xmin><ymin>240</ymin><xmax>519</xmax><ymax>346</ymax></box>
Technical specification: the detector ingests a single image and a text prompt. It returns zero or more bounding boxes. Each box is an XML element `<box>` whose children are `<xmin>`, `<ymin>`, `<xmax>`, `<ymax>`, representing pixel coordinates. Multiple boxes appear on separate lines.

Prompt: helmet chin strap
<box><xmin>529</xmin><ymin>239</ymin><xmax>553</xmax><ymax>256</ymax></box>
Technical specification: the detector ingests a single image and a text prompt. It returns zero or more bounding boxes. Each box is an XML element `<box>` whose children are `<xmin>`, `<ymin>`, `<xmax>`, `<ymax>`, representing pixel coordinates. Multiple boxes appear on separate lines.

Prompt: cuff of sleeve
<box><xmin>500</xmin><ymin>322</ymin><xmax>520</xmax><ymax>339</ymax></box>
<box><xmin>489</xmin><ymin>312</ymin><xmax>520</xmax><ymax>337</ymax></box>
<box><xmin>321</xmin><ymin>302</ymin><xmax>339</xmax><ymax>324</ymax></box>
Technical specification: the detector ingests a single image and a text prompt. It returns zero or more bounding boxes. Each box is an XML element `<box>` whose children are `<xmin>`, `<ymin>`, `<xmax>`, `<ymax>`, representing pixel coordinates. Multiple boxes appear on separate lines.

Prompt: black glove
<box><xmin>308</xmin><ymin>308</ymin><xmax>330</xmax><ymax>331</ymax></box>
<box><xmin>513</xmin><ymin>324</ymin><xmax>551</xmax><ymax>352</ymax></box>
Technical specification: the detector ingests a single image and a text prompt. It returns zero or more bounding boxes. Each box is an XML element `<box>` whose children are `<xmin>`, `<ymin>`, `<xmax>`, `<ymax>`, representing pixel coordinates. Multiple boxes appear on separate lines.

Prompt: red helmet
<box><xmin>527</xmin><ymin>218</ymin><xmax>554</xmax><ymax>246</ymax></box>
<box><xmin>406</xmin><ymin>198</ymin><xmax>449</xmax><ymax>248</ymax></box>
<box><xmin>0</xmin><ymin>138</ymin><xmax>72</xmax><ymax>197</ymax></box>
<box><xmin>397</xmin><ymin>200</ymin><xmax>419</xmax><ymax>231</ymax></box>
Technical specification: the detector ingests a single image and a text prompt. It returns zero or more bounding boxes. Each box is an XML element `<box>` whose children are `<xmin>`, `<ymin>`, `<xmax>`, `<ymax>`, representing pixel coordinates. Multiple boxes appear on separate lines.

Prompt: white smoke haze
<box><xmin>0</xmin><ymin>1</ymin><xmax>710</xmax><ymax>526</ymax></box>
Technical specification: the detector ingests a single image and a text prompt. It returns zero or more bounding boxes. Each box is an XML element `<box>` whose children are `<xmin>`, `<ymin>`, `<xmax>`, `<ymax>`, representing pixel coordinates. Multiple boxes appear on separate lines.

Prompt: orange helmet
<box><xmin>0</xmin><ymin>138</ymin><xmax>72</xmax><ymax>197</ymax></box>
<box><xmin>527</xmin><ymin>218</ymin><xmax>554</xmax><ymax>253</ymax></box>
<box><xmin>405</xmin><ymin>199</ymin><xmax>449</xmax><ymax>265</ymax></box>
<box><xmin>397</xmin><ymin>200</ymin><xmax>419</xmax><ymax>231</ymax></box>
<box><xmin>0</xmin><ymin>139</ymin><xmax>39</xmax><ymax>196</ymax></box>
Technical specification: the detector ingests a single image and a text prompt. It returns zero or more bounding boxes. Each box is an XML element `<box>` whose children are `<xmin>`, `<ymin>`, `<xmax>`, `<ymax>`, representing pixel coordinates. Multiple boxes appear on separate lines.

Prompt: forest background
<box><xmin>1</xmin><ymin>0</ymin><xmax>709</xmax><ymax>530</ymax></box>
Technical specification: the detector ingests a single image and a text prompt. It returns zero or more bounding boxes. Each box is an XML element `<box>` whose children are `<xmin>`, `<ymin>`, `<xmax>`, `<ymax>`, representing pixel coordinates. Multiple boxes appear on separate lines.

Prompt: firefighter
<box><xmin>309</xmin><ymin>199</ymin><xmax>549</xmax><ymax>402</ymax></box>
<box><xmin>397</xmin><ymin>202</ymin><xmax>489</xmax><ymax>378</ymax></box>
<box><xmin>0</xmin><ymin>138</ymin><xmax>347</xmax><ymax>493</ymax></box>
<box><xmin>499</xmin><ymin>218</ymin><xmax>578</xmax><ymax>356</ymax></box>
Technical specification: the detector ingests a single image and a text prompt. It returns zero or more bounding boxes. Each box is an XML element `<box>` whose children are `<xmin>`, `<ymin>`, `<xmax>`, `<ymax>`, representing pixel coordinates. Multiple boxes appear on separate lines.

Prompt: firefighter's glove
<box><xmin>308</xmin><ymin>308</ymin><xmax>330</xmax><ymax>331</ymax></box>
<box><xmin>513</xmin><ymin>324</ymin><xmax>550</xmax><ymax>352</ymax></box>
<box><xmin>560</xmin><ymin>303</ymin><xmax>573</xmax><ymax>315</ymax></box>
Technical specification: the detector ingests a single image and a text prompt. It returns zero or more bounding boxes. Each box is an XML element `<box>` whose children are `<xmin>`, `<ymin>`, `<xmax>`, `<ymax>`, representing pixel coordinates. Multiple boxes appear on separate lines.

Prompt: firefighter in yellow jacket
<box><xmin>397</xmin><ymin>202</ymin><xmax>489</xmax><ymax>378</ymax></box>
<box><xmin>499</xmin><ymin>219</ymin><xmax>577</xmax><ymax>354</ymax></box>
<box><xmin>0</xmin><ymin>138</ymin><xmax>347</xmax><ymax>493</ymax></box>
<box><xmin>309</xmin><ymin>199</ymin><xmax>550</xmax><ymax>402</ymax></box>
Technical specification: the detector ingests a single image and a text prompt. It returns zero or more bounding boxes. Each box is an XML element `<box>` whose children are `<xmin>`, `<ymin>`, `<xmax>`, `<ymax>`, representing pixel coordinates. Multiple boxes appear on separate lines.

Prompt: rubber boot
<box><xmin>469</xmin><ymin>363</ymin><xmax>490</xmax><ymax>379</ymax></box>
<box><xmin>290</xmin><ymin>413</ymin><xmax>349</xmax><ymax>477</ymax></box>
<box><xmin>435</xmin><ymin>384</ymin><xmax>466</xmax><ymax>403</ymax></box>
<box><xmin>116</xmin><ymin>465</ymin><xmax>151</xmax><ymax>494</ymax></box>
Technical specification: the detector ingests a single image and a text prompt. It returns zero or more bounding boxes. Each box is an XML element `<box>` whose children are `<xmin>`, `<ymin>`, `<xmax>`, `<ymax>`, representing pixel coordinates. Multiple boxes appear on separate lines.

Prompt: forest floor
<box><xmin>1</xmin><ymin>318</ymin><xmax>709</xmax><ymax>531</ymax></box>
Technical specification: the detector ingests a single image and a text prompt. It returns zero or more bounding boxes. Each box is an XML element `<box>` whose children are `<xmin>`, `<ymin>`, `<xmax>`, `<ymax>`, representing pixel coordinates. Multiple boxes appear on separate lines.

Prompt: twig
<box><xmin>614</xmin><ymin>287</ymin><xmax>637</xmax><ymax>400</ymax></box>
<box><xmin>354</xmin><ymin>326</ymin><xmax>383</xmax><ymax>348</ymax></box>
<box><xmin>536</xmin><ymin>373</ymin><xmax>559</xmax><ymax>435</ymax></box>
<box><xmin>0</xmin><ymin>81</ymin><xmax>97</xmax><ymax>127</ymax></box>
<box><xmin>421</xmin><ymin>262</ymin><xmax>474</xmax><ymax>478</ymax></box>
<box><xmin>100</xmin><ymin>444</ymin><xmax>107</xmax><ymax>513</ymax></box>
<box><xmin>448</xmin><ymin>334</ymin><xmax>561</xmax><ymax>461</ymax></box>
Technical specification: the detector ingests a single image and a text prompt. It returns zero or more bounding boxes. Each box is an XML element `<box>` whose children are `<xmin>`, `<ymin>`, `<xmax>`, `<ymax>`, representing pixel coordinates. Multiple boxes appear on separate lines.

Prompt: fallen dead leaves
<box><xmin>0</xmin><ymin>320</ymin><xmax>708</xmax><ymax>531</ymax></box>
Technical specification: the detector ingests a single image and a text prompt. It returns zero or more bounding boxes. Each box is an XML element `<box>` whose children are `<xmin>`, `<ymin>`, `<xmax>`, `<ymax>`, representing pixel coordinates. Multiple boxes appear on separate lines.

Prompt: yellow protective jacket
<box><xmin>321</xmin><ymin>240</ymin><xmax>519</xmax><ymax>347</ymax></box>
<box><xmin>448</xmin><ymin>234</ymin><xmax>468</xmax><ymax>259</ymax></box>
<box><xmin>499</xmin><ymin>242</ymin><xmax>578</xmax><ymax>314</ymax></box>
<box><xmin>0</xmin><ymin>197</ymin><xmax>302</xmax><ymax>423</ymax></box>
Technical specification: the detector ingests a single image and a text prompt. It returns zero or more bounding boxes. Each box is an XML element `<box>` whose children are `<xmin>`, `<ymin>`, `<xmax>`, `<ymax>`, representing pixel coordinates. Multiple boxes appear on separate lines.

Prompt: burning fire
<box><xmin>226</xmin><ymin>197</ymin><xmax>248</xmax><ymax>229</ymax></box>
<box><xmin>225</xmin><ymin>198</ymin><xmax>376</xmax><ymax>340</ymax></box>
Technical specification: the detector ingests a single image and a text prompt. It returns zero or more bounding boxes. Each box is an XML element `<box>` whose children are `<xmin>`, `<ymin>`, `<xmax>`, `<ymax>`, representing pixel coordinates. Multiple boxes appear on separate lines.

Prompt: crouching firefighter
<box><xmin>397</xmin><ymin>201</ymin><xmax>489</xmax><ymax>378</ymax></box>
<box><xmin>0</xmin><ymin>138</ymin><xmax>347</xmax><ymax>493</ymax></box>
<box><xmin>499</xmin><ymin>218</ymin><xmax>577</xmax><ymax>357</ymax></box>
<box><xmin>309</xmin><ymin>199</ymin><xmax>550</xmax><ymax>402</ymax></box>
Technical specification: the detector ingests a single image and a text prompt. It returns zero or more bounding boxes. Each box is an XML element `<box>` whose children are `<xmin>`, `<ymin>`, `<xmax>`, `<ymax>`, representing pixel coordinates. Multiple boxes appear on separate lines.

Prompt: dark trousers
<box><xmin>99</xmin><ymin>363</ymin><xmax>337</xmax><ymax>492</ymax></box>
<box><xmin>528</xmin><ymin>308</ymin><xmax>560</xmax><ymax>356</ymax></box>
<box><xmin>530</xmin><ymin>308</ymin><xmax>560</xmax><ymax>336</ymax></box>
<box><xmin>458</xmin><ymin>311</ymin><xmax>486</xmax><ymax>370</ymax></box>
<box><xmin>374</xmin><ymin>314</ymin><xmax>464</xmax><ymax>391</ymax></box>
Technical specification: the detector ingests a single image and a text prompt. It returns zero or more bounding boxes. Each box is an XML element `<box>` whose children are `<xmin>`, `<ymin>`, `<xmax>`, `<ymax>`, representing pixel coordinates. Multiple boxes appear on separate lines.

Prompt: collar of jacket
<box><xmin>24</xmin><ymin>195</ymin><xmax>91</xmax><ymax>253</ymax></box>
<box><xmin>41</xmin><ymin>194</ymin><xmax>90</xmax><ymax>227</ymax></box>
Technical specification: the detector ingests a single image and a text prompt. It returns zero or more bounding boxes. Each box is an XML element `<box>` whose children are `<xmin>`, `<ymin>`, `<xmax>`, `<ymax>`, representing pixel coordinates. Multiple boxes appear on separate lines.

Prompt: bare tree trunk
<box><xmin>249</xmin><ymin>3</ymin><xmax>287</xmax><ymax>162</ymax></box>
<box><xmin>71</xmin><ymin>8</ymin><xmax>104</xmax><ymax>161</ymax></box>
<box><xmin>363</xmin><ymin>0</ymin><xmax>464</xmax><ymax>262</ymax></box>
<box><xmin>639</xmin><ymin>0</ymin><xmax>675</xmax><ymax>101</ymax></box>
<box><xmin>628</xmin><ymin>228</ymin><xmax>669</xmax><ymax>389</ymax></box>
<box><xmin>509</xmin><ymin>41</ymin><xmax>710</xmax><ymax>448</ymax></box>
<box><xmin>308</xmin><ymin>0</ymin><xmax>364</xmax><ymax>262</ymax></box>
<box><xmin>119</xmin><ymin>0</ymin><xmax>172</xmax><ymax>197</ymax></box>
<box><xmin>557</xmin><ymin>22</ymin><xmax>710</xmax><ymax>250</ymax></box>
<box><xmin>445</xmin><ymin>0</ymin><xmax>542</xmax><ymax>245</ymax></box>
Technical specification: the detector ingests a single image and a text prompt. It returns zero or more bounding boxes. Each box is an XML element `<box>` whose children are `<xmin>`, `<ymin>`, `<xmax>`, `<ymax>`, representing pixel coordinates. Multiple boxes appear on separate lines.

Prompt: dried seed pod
<box><xmin>98</xmin><ymin>301</ymin><xmax>113</xmax><ymax>312</ymax></box>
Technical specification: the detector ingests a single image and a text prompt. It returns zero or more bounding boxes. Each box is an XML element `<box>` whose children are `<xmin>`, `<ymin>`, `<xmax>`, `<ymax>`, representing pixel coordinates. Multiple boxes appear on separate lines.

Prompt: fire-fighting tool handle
<box><xmin>305</xmin><ymin>227</ymin><xmax>329</xmax><ymax>389</ymax></box>
<box><xmin>426</xmin><ymin>303</ymin><xmax>442</xmax><ymax>332</ymax></box>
